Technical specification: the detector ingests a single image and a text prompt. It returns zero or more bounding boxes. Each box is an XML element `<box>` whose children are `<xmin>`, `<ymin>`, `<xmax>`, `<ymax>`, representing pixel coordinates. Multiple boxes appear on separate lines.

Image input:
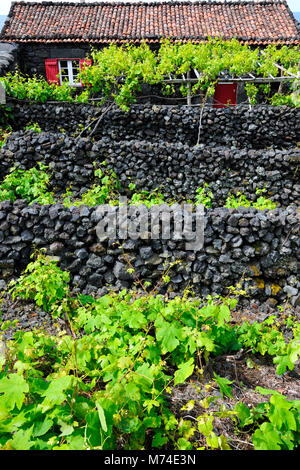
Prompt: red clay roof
<box><xmin>1</xmin><ymin>1</ymin><xmax>300</xmax><ymax>45</ymax></box>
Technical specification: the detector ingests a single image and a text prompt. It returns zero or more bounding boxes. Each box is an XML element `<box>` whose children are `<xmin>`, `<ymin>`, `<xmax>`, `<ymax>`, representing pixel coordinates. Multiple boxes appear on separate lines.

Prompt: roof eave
<box><xmin>1</xmin><ymin>37</ymin><xmax>300</xmax><ymax>45</ymax></box>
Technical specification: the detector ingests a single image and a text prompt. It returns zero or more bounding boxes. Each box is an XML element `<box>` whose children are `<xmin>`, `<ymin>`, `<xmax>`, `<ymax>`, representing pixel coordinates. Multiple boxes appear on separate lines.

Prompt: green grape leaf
<box><xmin>6</xmin><ymin>427</ymin><xmax>34</xmax><ymax>450</ymax></box>
<box><xmin>33</xmin><ymin>417</ymin><xmax>54</xmax><ymax>437</ymax></box>
<box><xmin>213</xmin><ymin>373</ymin><xmax>233</xmax><ymax>399</ymax></box>
<box><xmin>197</xmin><ymin>415</ymin><xmax>214</xmax><ymax>437</ymax></box>
<box><xmin>156</xmin><ymin>322</ymin><xmax>180</xmax><ymax>353</ymax></box>
<box><xmin>0</xmin><ymin>373</ymin><xmax>29</xmax><ymax>411</ymax></box>
<box><xmin>152</xmin><ymin>432</ymin><xmax>168</xmax><ymax>448</ymax></box>
<box><xmin>235</xmin><ymin>402</ymin><xmax>253</xmax><ymax>427</ymax></box>
<box><xmin>217</xmin><ymin>304</ymin><xmax>231</xmax><ymax>326</ymax></box>
<box><xmin>41</xmin><ymin>375</ymin><xmax>73</xmax><ymax>410</ymax></box>
<box><xmin>252</xmin><ymin>422</ymin><xmax>283</xmax><ymax>450</ymax></box>
<box><xmin>174</xmin><ymin>358</ymin><xmax>194</xmax><ymax>386</ymax></box>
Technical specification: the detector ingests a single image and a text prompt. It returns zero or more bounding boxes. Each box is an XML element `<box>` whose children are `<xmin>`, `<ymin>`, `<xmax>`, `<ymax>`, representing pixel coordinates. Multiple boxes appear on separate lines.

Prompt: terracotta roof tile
<box><xmin>1</xmin><ymin>1</ymin><xmax>299</xmax><ymax>45</ymax></box>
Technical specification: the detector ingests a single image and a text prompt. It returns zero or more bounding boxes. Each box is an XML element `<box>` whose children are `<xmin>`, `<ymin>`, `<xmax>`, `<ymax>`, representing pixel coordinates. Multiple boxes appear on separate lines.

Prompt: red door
<box><xmin>213</xmin><ymin>83</ymin><xmax>238</xmax><ymax>108</ymax></box>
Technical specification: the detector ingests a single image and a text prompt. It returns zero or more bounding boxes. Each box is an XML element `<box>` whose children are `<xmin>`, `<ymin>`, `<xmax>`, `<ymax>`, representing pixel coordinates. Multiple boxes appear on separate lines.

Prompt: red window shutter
<box><xmin>213</xmin><ymin>83</ymin><xmax>238</xmax><ymax>108</ymax></box>
<box><xmin>79</xmin><ymin>59</ymin><xmax>92</xmax><ymax>86</ymax></box>
<box><xmin>45</xmin><ymin>59</ymin><xmax>60</xmax><ymax>85</ymax></box>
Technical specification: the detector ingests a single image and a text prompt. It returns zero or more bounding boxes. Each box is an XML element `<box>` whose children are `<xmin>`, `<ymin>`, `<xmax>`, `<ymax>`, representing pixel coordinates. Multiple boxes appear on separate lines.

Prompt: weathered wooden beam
<box><xmin>186</xmin><ymin>71</ymin><xmax>192</xmax><ymax>106</ymax></box>
<box><xmin>0</xmin><ymin>83</ymin><xmax>6</xmax><ymax>105</ymax></box>
<box><xmin>162</xmin><ymin>76</ymin><xmax>295</xmax><ymax>84</ymax></box>
<box><xmin>260</xmin><ymin>50</ymin><xmax>298</xmax><ymax>79</ymax></box>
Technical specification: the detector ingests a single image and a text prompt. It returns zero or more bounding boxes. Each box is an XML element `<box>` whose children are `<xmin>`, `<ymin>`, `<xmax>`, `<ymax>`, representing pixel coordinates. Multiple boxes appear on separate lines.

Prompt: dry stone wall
<box><xmin>7</xmin><ymin>101</ymin><xmax>300</xmax><ymax>148</ymax></box>
<box><xmin>0</xmin><ymin>200</ymin><xmax>299</xmax><ymax>306</ymax></box>
<box><xmin>0</xmin><ymin>102</ymin><xmax>299</xmax><ymax>305</ymax></box>
<box><xmin>1</xmin><ymin>130</ymin><xmax>299</xmax><ymax>207</ymax></box>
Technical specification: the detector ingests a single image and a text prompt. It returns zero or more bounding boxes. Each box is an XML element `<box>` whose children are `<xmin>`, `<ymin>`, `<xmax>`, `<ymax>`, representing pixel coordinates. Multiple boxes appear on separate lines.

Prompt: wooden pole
<box><xmin>187</xmin><ymin>71</ymin><xmax>192</xmax><ymax>106</ymax></box>
<box><xmin>0</xmin><ymin>83</ymin><xmax>6</xmax><ymax>105</ymax></box>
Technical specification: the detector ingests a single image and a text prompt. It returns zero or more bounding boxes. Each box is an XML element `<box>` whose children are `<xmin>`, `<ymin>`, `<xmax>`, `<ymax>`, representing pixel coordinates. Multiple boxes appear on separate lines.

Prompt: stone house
<box><xmin>1</xmin><ymin>0</ymin><xmax>300</xmax><ymax>106</ymax></box>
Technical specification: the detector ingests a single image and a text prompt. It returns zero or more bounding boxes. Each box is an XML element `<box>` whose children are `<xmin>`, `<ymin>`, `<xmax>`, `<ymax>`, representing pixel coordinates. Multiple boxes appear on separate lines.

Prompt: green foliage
<box><xmin>236</xmin><ymin>316</ymin><xmax>300</xmax><ymax>375</ymax></box>
<box><xmin>0</xmin><ymin>163</ymin><xmax>55</xmax><ymax>204</ymax></box>
<box><xmin>236</xmin><ymin>388</ymin><xmax>300</xmax><ymax>450</ymax></box>
<box><xmin>0</xmin><ymin>161</ymin><xmax>280</xmax><ymax>210</ymax></box>
<box><xmin>62</xmin><ymin>171</ymin><xmax>168</xmax><ymax>208</ymax></box>
<box><xmin>270</xmin><ymin>80</ymin><xmax>300</xmax><ymax>107</ymax></box>
<box><xmin>253</xmin><ymin>189</ymin><xmax>278</xmax><ymax>210</ymax></box>
<box><xmin>196</xmin><ymin>399</ymin><xmax>233</xmax><ymax>450</ymax></box>
<box><xmin>0</xmin><ymin>373</ymin><xmax>29</xmax><ymax>411</ymax></box>
<box><xmin>1</xmin><ymin>40</ymin><xmax>299</xmax><ymax>109</ymax></box>
<box><xmin>0</xmin><ymin>105</ymin><xmax>13</xmax><ymax>148</ymax></box>
<box><xmin>0</xmin><ymin>254</ymin><xmax>234</xmax><ymax>449</ymax></box>
<box><xmin>194</xmin><ymin>187</ymin><xmax>276</xmax><ymax>211</ymax></box>
<box><xmin>195</xmin><ymin>184</ymin><xmax>214</xmax><ymax>208</ymax></box>
<box><xmin>0</xmin><ymin>125</ymin><xmax>12</xmax><ymax>149</ymax></box>
<box><xmin>71</xmin><ymin>39</ymin><xmax>300</xmax><ymax>109</ymax></box>
<box><xmin>1</xmin><ymin>253</ymin><xmax>299</xmax><ymax>450</ymax></box>
<box><xmin>81</xmin><ymin>42</ymin><xmax>158</xmax><ymax>111</ymax></box>
<box><xmin>129</xmin><ymin>188</ymin><xmax>166</xmax><ymax>208</ymax></box>
<box><xmin>245</xmin><ymin>83</ymin><xmax>258</xmax><ymax>106</ymax></box>
<box><xmin>8</xmin><ymin>250</ymin><xmax>70</xmax><ymax>314</ymax></box>
<box><xmin>24</xmin><ymin>122</ymin><xmax>42</xmax><ymax>133</ymax></box>
<box><xmin>181</xmin><ymin>384</ymin><xmax>234</xmax><ymax>450</ymax></box>
<box><xmin>290</xmin><ymin>79</ymin><xmax>300</xmax><ymax>107</ymax></box>
<box><xmin>0</xmin><ymin>105</ymin><xmax>13</xmax><ymax>127</ymax></box>
<box><xmin>225</xmin><ymin>189</ymin><xmax>277</xmax><ymax>210</ymax></box>
<box><xmin>63</xmin><ymin>166</ymin><xmax>121</xmax><ymax>207</ymax></box>
<box><xmin>0</xmin><ymin>71</ymin><xmax>88</xmax><ymax>104</ymax></box>
<box><xmin>213</xmin><ymin>373</ymin><xmax>233</xmax><ymax>399</ymax></box>
<box><xmin>273</xmin><ymin>322</ymin><xmax>300</xmax><ymax>375</ymax></box>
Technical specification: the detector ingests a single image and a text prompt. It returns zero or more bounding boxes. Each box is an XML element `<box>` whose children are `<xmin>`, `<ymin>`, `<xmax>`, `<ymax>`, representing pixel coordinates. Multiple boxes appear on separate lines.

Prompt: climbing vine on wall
<box><xmin>1</xmin><ymin>39</ymin><xmax>299</xmax><ymax>112</ymax></box>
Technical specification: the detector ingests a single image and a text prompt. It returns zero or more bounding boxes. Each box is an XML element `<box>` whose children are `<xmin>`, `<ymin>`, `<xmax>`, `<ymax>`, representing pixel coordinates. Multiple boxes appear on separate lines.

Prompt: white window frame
<box><xmin>58</xmin><ymin>59</ymin><xmax>82</xmax><ymax>87</ymax></box>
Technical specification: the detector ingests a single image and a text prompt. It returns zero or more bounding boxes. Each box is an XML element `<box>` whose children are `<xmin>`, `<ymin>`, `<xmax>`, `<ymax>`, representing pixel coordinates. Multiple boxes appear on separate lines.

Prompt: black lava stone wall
<box><xmin>7</xmin><ymin>101</ymin><xmax>300</xmax><ymax>148</ymax></box>
<box><xmin>0</xmin><ymin>200</ymin><xmax>299</xmax><ymax>306</ymax></box>
<box><xmin>1</xmin><ymin>130</ymin><xmax>299</xmax><ymax>207</ymax></box>
<box><xmin>0</xmin><ymin>102</ymin><xmax>299</xmax><ymax>305</ymax></box>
